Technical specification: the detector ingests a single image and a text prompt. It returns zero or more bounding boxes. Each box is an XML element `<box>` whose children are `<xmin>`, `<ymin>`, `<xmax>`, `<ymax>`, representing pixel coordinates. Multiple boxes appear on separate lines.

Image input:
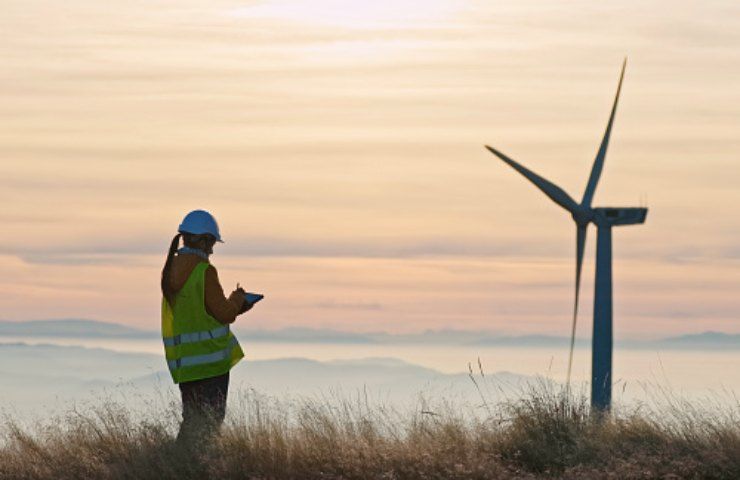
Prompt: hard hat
<box><xmin>178</xmin><ymin>210</ymin><xmax>223</xmax><ymax>242</ymax></box>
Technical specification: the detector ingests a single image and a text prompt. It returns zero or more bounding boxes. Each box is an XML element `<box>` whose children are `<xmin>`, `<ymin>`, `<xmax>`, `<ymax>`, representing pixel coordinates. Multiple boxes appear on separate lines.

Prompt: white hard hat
<box><xmin>178</xmin><ymin>210</ymin><xmax>223</xmax><ymax>242</ymax></box>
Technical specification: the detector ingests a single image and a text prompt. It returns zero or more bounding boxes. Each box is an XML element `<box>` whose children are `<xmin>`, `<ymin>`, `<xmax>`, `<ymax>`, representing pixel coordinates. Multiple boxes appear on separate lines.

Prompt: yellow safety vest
<box><xmin>161</xmin><ymin>261</ymin><xmax>244</xmax><ymax>383</ymax></box>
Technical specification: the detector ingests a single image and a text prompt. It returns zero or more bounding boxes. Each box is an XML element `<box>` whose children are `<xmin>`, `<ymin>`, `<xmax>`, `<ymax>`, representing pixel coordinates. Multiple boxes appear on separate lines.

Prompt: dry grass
<box><xmin>1</xmin><ymin>384</ymin><xmax>738</xmax><ymax>480</ymax></box>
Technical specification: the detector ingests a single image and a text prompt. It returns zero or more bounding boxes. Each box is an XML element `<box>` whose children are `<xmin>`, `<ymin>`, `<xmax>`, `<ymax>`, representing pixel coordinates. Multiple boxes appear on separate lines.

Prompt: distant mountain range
<box><xmin>0</xmin><ymin>342</ymin><xmax>532</xmax><ymax>418</ymax></box>
<box><xmin>649</xmin><ymin>331</ymin><xmax>740</xmax><ymax>349</ymax></box>
<box><xmin>0</xmin><ymin>319</ymin><xmax>149</xmax><ymax>338</ymax></box>
<box><xmin>1</xmin><ymin>319</ymin><xmax>739</xmax><ymax>349</ymax></box>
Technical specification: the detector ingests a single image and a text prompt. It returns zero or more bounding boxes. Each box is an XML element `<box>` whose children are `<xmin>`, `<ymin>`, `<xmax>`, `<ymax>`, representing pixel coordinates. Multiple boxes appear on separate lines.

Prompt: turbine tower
<box><xmin>484</xmin><ymin>60</ymin><xmax>647</xmax><ymax>411</ymax></box>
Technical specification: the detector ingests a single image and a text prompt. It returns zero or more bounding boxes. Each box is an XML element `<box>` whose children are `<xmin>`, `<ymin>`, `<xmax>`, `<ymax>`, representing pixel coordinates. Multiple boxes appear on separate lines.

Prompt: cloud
<box><xmin>18</xmin><ymin>254</ymin><xmax>140</xmax><ymax>266</ymax></box>
<box><xmin>6</xmin><ymin>235</ymin><xmax>570</xmax><ymax>266</ymax></box>
<box><xmin>9</xmin><ymin>231</ymin><xmax>740</xmax><ymax>267</ymax></box>
<box><xmin>314</xmin><ymin>301</ymin><xmax>383</xmax><ymax>311</ymax></box>
<box><xmin>227</xmin><ymin>0</ymin><xmax>463</xmax><ymax>30</ymax></box>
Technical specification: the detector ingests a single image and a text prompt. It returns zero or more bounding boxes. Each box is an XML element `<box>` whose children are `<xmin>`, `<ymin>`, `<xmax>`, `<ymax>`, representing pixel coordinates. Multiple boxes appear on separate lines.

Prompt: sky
<box><xmin>1</xmin><ymin>0</ymin><xmax>739</xmax><ymax>338</ymax></box>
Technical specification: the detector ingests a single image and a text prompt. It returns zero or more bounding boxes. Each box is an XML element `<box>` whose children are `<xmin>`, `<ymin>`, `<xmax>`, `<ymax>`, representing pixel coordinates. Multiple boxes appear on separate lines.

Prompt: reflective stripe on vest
<box><xmin>162</xmin><ymin>325</ymin><xmax>230</xmax><ymax>347</ymax></box>
<box><xmin>167</xmin><ymin>335</ymin><xmax>239</xmax><ymax>371</ymax></box>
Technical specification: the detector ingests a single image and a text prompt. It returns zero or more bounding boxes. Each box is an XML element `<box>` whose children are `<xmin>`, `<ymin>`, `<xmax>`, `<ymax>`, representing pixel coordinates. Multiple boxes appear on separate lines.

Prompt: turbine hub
<box><xmin>571</xmin><ymin>207</ymin><xmax>594</xmax><ymax>226</ymax></box>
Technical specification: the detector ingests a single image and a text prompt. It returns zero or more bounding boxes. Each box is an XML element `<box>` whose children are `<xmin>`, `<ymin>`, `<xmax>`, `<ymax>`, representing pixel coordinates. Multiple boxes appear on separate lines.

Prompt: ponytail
<box><xmin>161</xmin><ymin>233</ymin><xmax>182</xmax><ymax>304</ymax></box>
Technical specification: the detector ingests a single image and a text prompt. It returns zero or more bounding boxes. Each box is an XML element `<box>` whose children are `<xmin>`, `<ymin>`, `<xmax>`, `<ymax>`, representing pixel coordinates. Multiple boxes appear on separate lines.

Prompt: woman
<box><xmin>160</xmin><ymin>209</ymin><xmax>251</xmax><ymax>444</ymax></box>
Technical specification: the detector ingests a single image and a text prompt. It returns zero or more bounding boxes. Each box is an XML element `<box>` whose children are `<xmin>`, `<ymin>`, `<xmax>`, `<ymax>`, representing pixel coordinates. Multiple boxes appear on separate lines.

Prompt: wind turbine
<box><xmin>484</xmin><ymin>59</ymin><xmax>647</xmax><ymax>411</ymax></box>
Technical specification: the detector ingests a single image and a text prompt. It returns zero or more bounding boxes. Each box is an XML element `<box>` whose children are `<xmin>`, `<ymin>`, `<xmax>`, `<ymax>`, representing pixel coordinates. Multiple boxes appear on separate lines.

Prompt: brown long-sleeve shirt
<box><xmin>166</xmin><ymin>253</ymin><xmax>244</xmax><ymax>324</ymax></box>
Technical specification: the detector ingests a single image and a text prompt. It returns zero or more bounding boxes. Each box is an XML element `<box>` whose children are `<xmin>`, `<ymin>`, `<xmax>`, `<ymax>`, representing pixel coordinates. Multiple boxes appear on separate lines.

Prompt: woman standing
<box><xmin>160</xmin><ymin>210</ymin><xmax>251</xmax><ymax>444</ymax></box>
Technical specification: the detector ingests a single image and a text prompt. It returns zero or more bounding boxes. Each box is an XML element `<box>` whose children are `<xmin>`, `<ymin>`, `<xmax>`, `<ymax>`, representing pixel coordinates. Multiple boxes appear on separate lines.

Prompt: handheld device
<box><xmin>244</xmin><ymin>292</ymin><xmax>264</xmax><ymax>305</ymax></box>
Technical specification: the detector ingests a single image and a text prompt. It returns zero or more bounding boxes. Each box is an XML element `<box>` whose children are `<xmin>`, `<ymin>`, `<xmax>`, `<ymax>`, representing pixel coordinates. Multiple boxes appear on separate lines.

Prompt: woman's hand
<box><xmin>232</xmin><ymin>284</ymin><xmax>253</xmax><ymax>315</ymax></box>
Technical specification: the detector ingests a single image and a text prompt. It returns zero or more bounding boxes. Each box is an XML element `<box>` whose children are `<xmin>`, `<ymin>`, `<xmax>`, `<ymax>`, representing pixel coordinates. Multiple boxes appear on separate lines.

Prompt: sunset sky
<box><xmin>2</xmin><ymin>0</ymin><xmax>739</xmax><ymax>338</ymax></box>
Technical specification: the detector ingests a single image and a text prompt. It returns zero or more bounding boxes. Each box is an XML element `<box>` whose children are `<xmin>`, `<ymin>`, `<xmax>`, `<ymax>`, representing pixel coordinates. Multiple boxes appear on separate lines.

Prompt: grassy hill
<box><xmin>1</xmin><ymin>385</ymin><xmax>738</xmax><ymax>479</ymax></box>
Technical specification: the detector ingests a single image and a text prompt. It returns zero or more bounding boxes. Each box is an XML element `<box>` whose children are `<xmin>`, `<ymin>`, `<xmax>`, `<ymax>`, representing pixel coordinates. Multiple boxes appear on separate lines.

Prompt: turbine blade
<box><xmin>581</xmin><ymin>58</ymin><xmax>627</xmax><ymax>208</ymax></box>
<box><xmin>566</xmin><ymin>224</ymin><xmax>587</xmax><ymax>387</ymax></box>
<box><xmin>485</xmin><ymin>145</ymin><xmax>579</xmax><ymax>214</ymax></box>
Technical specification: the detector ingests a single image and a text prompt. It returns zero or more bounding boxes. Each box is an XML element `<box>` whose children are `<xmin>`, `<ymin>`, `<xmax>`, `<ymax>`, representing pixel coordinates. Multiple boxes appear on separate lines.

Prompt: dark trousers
<box><xmin>176</xmin><ymin>372</ymin><xmax>230</xmax><ymax>445</ymax></box>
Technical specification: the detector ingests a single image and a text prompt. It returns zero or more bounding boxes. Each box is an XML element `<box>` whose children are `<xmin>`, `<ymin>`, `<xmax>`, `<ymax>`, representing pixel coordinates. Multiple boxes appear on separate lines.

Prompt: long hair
<box><xmin>161</xmin><ymin>233</ymin><xmax>182</xmax><ymax>305</ymax></box>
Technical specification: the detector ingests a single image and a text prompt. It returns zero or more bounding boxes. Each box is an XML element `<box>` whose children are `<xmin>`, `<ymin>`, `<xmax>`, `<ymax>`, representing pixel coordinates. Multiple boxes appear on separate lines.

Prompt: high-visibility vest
<box><xmin>161</xmin><ymin>261</ymin><xmax>244</xmax><ymax>384</ymax></box>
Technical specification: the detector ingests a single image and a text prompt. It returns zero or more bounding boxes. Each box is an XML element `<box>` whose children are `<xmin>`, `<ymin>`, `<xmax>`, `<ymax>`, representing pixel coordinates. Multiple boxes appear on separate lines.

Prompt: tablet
<box><xmin>244</xmin><ymin>292</ymin><xmax>264</xmax><ymax>305</ymax></box>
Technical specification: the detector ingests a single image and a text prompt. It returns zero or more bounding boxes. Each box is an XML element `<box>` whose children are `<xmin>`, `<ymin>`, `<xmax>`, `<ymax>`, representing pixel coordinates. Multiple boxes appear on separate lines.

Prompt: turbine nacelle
<box><xmin>572</xmin><ymin>207</ymin><xmax>647</xmax><ymax>228</ymax></box>
<box><xmin>592</xmin><ymin>207</ymin><xmax>647</xmax><ymax>227</ymax></box>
